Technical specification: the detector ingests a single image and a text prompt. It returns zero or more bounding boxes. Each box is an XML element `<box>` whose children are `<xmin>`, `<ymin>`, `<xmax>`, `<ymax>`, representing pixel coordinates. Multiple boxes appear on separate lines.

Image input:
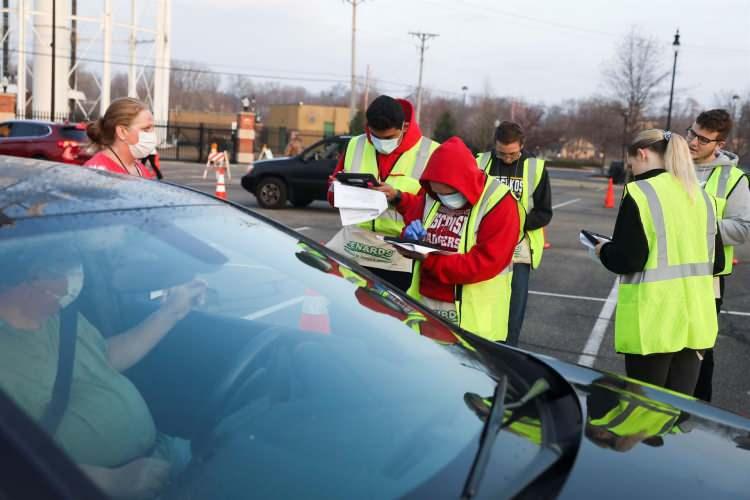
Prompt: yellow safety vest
<box><xmin>704</xmin><ymin>164</ymin><xmax>747</xmax><ymax>276</ymax></box>
<box><xmin>407</xmin><ymin>178</ymin><xmax>525</xmax><ymax>342</ymax></box>
<box><xmin>616</xmin><ymin>174</ymin><xmax>718</xmax><ymax>354</ymax></box>
<box><xmin>343</xmin><ymin>134</ymin><xmax>439</xmax><ymax>236</ymax></box>
<box><xmin>477</xmin><ymin>153</ymin><xmax>547</xmax><ymax>268</ymax></box>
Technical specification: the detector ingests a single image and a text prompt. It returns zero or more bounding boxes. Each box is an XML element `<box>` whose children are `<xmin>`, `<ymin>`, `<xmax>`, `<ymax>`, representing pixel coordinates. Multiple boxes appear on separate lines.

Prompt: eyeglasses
<box><xmin>686</xmin><ymin>127</ymin><xmax>720</xmax><ymax>146</ymax></box>
<box><xmin>494</xmin><ymin>150</ymin><xmax>522</xmax><ymax>161</ymax></box>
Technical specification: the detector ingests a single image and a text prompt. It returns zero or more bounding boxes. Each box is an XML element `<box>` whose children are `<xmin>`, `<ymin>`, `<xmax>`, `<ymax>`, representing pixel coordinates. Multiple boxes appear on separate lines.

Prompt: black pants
<box><xmin>365</xmin><ymin>267</ymin><xmax>411</xmax><ymax>293</ymax></box>
<box><xmin>624</xmin><ymin>348</ymin><xmax>704</xmax><ymax>396</ymax></box>
<box><xmin>694</xmin><ymin>276</ymin><xmax>724</xmax><ymax>402</ymax></box>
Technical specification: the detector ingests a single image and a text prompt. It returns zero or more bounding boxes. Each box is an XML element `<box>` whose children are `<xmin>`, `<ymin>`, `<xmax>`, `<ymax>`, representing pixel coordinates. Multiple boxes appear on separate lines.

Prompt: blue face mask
<box><xmin>437</xmin><ymin>192</ymin><xmax>467</xmax><ymax>209</ymax></box>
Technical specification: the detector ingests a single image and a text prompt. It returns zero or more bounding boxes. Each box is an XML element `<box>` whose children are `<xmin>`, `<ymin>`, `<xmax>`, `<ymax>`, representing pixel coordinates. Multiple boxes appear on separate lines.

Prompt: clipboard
<box><xmin>382</xmin><ymin>236</ymin><xmax>456</xmax><ymax>255</ymax></box>
<box><xmin>580</xmin><ymin>229</ymin><xmax>612</xmax><ymax>248</ymax></box>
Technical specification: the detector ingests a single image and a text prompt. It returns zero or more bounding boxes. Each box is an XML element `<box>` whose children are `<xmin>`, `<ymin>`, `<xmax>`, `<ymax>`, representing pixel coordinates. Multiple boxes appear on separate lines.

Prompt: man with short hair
<box><xmin>476</xmin><ymin>121</ymin><xmax>552</xmax><ymax>346</ymax></box>
<box><xmin>687</xmin><ymin>109</ymin><xmax>750</xmax><ymax>402</ymax></box>
<box><xmin>326</xmin><ymin>95</ymin><xmax>439</xmax><ymax>291</ymax></box>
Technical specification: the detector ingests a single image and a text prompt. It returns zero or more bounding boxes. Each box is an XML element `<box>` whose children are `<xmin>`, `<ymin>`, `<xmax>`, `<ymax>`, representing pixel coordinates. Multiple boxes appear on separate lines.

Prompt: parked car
<box><xmin>242</xmin><ymin>135</ymin><xmax>350</xmax><ymax>208</ymax></box>
<box><xmin>0</xmin><ymin>120</ymin><xmax>92</xmax><ymax>164</ymax></box>
<box><xmin>607</xmin><ymin>160</ymin><xmax>627</xmax><ymax>185</ymax></box>
<box><xmin>1</xmin><ymin>158</ymin><xmax>749</xmax><ymax>500</ymax></box>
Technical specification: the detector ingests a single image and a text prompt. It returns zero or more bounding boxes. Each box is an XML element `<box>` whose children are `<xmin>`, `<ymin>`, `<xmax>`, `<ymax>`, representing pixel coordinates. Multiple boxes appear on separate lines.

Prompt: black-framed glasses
<box><xmin>686</xmin><ymin>127</ymin><xmax>720</xmax><ymax>146</ymax></box>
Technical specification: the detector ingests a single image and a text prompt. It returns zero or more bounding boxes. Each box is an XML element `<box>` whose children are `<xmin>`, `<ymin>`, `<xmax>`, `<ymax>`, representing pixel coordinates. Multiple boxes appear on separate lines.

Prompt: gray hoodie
<box><xmin>695</xmin><ymin>150</ymin><xmax>750</xmax><ymax>246</ymax></box>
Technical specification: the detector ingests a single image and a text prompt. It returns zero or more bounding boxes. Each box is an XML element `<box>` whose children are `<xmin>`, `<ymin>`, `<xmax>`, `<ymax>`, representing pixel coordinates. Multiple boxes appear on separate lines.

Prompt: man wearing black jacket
<box><xmin>477</xmin><ymin>122</ymin><xmax>553</xmax><ymax>346</ymax></box>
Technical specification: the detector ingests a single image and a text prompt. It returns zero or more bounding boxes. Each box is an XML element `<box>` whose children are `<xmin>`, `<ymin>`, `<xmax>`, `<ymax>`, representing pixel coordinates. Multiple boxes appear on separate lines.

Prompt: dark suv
<box><xmin>0</xmin><ymin>120</ymin><xmax>92</xmax><ymax>164</ymax></box>
<box><xmin>241</xmin><ymin>135</ymin><xmax>350</xmax><ymax>208</ymax></box>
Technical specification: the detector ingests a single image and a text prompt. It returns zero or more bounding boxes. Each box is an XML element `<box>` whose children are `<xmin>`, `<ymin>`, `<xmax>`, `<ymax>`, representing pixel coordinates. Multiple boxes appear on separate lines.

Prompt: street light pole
<box><xmin>344</xmin><ymin>0</ymin><xmax>363</xmax><ymax>125</ymax></box>
<box><xmin>665</xmin><ymin>29</ymin><xmax>680</xmax><ymax>131</ymax></box>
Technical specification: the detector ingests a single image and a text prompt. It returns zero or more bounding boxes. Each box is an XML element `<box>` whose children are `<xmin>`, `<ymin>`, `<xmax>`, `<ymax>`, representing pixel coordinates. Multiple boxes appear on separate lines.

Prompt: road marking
<box><xmin>577</xmin><ymin>279</ymin><xmax>619</xmax><ymax>368</ymax></box>
<box><xmin>294</xmin><ymin>226</ymin><xmax>311</xmax><ymax>232</ymax></box>
<box><xmin>723</xmin><ymin>310</ymin><xmax>750</xmax><ymax>317</ymax></box>
<box><xmin>242</xmin><ymin>296</ymin><xmax>304</xmax><ymax>320</ymax></box>
<box><xmin>551</xmin><ymin>198</ymin><xmax>581</xmax><ymax>210</ymax></box>
<box><xmin>529</xmin><ymin>290</ymin><xmax>607</xmax><ymax>303</ymax></box>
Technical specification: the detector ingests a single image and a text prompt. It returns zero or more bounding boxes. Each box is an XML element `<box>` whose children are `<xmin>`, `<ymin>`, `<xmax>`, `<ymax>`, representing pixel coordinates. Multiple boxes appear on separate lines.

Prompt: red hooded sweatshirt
<box><xmin>397</xmin><ymin>137</ymin><xmax>520</xmax><ymax>303</ymax></box>
<box><xmin>327</xmin><ymin>99</ymin><xmax>423</xmax><ymax>205</ymax></box>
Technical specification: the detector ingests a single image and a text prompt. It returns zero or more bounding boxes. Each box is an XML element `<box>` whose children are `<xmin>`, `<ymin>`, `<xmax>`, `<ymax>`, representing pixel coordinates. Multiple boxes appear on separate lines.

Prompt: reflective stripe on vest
<box><xmin>704</xmin><ymin>164</ymin><xmax>747</xmax><ymax>276</ymax></box>
<box><xmin>620</xmin><ymin>183</ymin><xmax>715</xmax><ymax>285</ymax></box>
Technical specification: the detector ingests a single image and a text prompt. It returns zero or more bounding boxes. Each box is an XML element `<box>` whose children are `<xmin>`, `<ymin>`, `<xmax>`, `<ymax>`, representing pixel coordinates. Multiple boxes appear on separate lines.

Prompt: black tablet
<box><xmin>336</xmin><ymin>173</ymin><xmax>380</xmax><ymax>188</ymax></box>
<box><xmin>581</xmin><ymin>230</ymin><xmax>611</xmax><ymax>246</ymax></box>
<box><xmin>383</xmin><ymin>236</ymin><xmax>446</xmax><ymax>252</ymax></box>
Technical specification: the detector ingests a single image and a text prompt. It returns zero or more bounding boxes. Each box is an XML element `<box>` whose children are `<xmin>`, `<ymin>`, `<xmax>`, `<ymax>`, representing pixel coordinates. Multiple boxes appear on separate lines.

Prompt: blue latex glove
<box><xmin>404</xmin><ymin>220</ymin><xmax>427</xmax><ymax>241</ymax></box>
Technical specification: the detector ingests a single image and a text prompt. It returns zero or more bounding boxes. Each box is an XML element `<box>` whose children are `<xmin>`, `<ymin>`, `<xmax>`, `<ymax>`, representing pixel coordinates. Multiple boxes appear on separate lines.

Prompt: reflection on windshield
<box><xmin>294</xmin><ymin>242</ymin><xmax>460</xmax><ymax>345</ymax></box>
<box><xmin>585</xmin><ymin>378</ymin><xmax>684</xmax><ymax>452</ymax></box>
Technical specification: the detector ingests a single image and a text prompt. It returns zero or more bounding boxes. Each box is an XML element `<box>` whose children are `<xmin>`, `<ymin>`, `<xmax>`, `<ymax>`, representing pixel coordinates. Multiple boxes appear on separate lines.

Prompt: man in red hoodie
<box><xmin>374</xmin><ymin>137</ymin><xmax>523</xmax><ymax>342</ymax></box>
<box><xmin>326</xmin><ymin>95</ymin><xmax>439</xmax><ymax>291</ymax></box>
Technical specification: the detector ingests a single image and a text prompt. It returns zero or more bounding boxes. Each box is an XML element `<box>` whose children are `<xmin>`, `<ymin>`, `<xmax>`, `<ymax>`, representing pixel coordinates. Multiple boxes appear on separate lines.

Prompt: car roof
<box><xmin>0</xmin><ymin>156</ymin><xmax>222</xmax><ymax>220</ymax></box>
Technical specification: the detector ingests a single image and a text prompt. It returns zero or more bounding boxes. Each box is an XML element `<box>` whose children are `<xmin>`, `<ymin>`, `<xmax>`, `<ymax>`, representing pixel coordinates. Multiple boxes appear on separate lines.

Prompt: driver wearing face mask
<box><xmin>326</xmin><ymin>95</ymin><xmax>440</xmax><ymax>292</ymax></box>
<box><xmin>373</xmin><ymin>137</ymin><xmax>524</xmax><ymax>342</ymax></box>
<box><xmin>84</xmin><ymin>97</ymin><xmax>159</xmax><ymax>179</ymax></box>
<box><xmin>0</xmin><ymin>253</ymin><xmax>204</xmax><ymax>499</ymax></box>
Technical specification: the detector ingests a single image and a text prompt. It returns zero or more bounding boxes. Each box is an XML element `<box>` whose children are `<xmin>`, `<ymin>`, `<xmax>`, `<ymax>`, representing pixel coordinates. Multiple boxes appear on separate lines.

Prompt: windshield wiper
<box><xmin>461</xmin><ymin>377</ymin><xmax>551</xmax><ymax>499</ymax></box>
<box><xmin>461</xmin><ymin>375</ymin><xmax>508</xmax><ymax>500</ymax></box>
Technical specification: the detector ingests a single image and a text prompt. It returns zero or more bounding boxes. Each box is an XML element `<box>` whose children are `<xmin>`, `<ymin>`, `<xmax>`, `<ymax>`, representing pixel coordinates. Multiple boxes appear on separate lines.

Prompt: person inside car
<box><xmin>0</xmin><ymin>252</ymin><xmax>205</xmax><ymax>499</ymax></box>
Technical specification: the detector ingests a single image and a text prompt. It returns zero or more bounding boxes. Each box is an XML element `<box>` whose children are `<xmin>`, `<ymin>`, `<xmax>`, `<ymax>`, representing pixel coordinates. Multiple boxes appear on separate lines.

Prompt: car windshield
<box><xmin>0</xmin><ymin>204</ymin><xmax>547</xmax><ymax>499</ymax></box>
<box><xmin>59</xmin><ymin>126</ymin><xmax>88</xmax><ymax>141</ymax></box>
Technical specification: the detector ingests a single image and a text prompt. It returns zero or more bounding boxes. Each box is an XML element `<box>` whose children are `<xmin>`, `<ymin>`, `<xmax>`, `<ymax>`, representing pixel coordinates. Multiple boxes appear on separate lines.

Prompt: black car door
<box><xmin>290</xmin><ymin>138</ymin><xmax>346</xmax><ymax>202</ymax></box>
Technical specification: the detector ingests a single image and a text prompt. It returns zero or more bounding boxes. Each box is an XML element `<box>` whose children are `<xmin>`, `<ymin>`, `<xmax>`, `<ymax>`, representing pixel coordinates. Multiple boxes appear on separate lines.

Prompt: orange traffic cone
<box><xmin>215</xmin><ymin>166</ymin><xmax>227</xmax><ymax>200</ymax></box>
<box><xmin>543</xmin><ymin>228</ymin><xmax>551</xmax><ymax>249</ymax></box>
<box><xmin>604</xmin><ymin>178</ymin><xmax>615</xmax><ymax>209</ymax></box>
<box><xmin>298</xmin><ymin>288</ymin><xmax>331</xmax><ymax>334</ymax></box>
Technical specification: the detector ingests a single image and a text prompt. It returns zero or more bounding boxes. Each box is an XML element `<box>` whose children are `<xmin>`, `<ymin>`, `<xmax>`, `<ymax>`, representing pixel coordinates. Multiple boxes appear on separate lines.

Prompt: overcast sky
<box><xmin>171</xmin><ymin>0</ymin><xmax>750</xmax><ymax>108</ymax></box>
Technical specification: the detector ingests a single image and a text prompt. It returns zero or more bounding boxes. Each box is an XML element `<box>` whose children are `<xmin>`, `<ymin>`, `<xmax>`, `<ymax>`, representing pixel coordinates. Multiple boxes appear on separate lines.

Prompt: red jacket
<box><xmin>397</xmin><ymin>137</ymin><xmax>520</xmax><ymax>302</ymax></box>
<box><xmin>327</xmin><ymin>99</ymin><xmax>423</xmax><ymax>205</ymax></box>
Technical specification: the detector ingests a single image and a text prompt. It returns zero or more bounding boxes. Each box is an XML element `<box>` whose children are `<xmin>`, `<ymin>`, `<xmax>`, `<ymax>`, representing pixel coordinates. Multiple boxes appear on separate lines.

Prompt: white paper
<box><xmin>333</xmin><ymin>181</ymin><xmax>388</xmax><ymax>225</ymax></box>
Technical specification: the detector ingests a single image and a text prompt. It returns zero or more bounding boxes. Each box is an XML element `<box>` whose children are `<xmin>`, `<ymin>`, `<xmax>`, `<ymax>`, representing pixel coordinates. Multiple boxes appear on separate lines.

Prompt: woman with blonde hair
<box><xmin>595</xmin><ymin>129</ymin><xmax>724</xmax><ymax>395</ymax></box>
<box><xmin>84</xmin><ymin>97</ymin><xmax>158</xmax><ymax>178</ymax></box>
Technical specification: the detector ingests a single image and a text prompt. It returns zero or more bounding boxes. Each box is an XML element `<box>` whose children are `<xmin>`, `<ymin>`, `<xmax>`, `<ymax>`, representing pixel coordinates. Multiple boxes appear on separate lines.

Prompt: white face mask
<box><xmin>58</xmin><ymin>265</ymin><xmax>84</xmax><ymax>308</ymax></box>
<box><xmin>128</xmin><ymin>131</ymin><xmax>158</xmax><ymax>159</ymax></box>
<box><xmin>370</xmin><ymin>130</ymin><xmax>402</xmax><ymax>155</ymax></box>
<box><xmin>438</xmin><ymin>192</ymin><xmax>467</xmax><ymax>209</ymax></box>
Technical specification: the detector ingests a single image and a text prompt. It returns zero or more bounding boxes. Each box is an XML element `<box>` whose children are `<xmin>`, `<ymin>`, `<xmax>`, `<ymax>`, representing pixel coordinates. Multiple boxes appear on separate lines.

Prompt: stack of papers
<box><xmin>333</xmin><ymin>181</ymin><xmax>388</xmax><ymax>225</ymax></box>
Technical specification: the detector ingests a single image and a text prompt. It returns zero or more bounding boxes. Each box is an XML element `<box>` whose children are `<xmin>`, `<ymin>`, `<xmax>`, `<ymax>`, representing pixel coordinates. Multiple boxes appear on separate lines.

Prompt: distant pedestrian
<box><xmin>258</xmin><ymin>143</ymin><xmax>274</xmax><ymax>160</ymax></box>
<box><xmin>284</xmin><ymin>133</ymin><xmax>304</xmax><ymax>157</ymax></box>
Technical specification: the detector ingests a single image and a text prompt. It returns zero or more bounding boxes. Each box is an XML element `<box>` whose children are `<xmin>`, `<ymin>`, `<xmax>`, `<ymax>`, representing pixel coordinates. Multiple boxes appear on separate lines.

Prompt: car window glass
<box><xmin>10</xmin><ymin>123</ymin><xmax>49</xmax><ymax>138</ymax></box>
<box><xmin>0</xmin><ymin>123</ymin><xmax>11</xmax><ymax>138</ymax></box>
<box><xmin>0</xmin><ymin>205</ymin><xmax>545</xmax><ymax>500</ymax></box>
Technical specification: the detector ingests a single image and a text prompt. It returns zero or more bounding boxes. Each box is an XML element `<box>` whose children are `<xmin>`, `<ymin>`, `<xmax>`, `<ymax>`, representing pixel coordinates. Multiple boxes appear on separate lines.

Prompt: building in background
<box><xmin>263</xmin><ymin>103</ymin><xmax>349</xmax><ymax>154</ymax></box>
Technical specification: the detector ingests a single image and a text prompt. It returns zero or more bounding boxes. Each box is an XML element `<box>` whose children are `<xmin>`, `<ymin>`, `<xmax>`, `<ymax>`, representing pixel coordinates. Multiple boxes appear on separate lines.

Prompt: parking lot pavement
<box><xmin>163</xmin><ymin>161</ymin><xmax>750</xmax><ymax>417</ymax></box>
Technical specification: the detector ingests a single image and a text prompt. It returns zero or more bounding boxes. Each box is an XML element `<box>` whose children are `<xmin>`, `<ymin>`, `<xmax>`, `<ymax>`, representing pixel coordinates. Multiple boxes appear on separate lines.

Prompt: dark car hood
<box><xmin>525</xmin><ymin>352</ymin><xmax>750</xmax><ymax>499</ymax></box>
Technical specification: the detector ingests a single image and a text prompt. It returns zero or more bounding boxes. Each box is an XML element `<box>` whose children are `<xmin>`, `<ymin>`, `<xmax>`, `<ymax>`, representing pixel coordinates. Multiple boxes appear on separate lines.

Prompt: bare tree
<box><xmin>603</xmin><ymin>28</ymin><xmax>669</xmax><ymax>137</ymax></box>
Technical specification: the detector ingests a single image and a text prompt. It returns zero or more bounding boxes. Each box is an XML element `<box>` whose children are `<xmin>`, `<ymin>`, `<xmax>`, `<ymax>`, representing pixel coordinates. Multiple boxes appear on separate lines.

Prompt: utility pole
<box><xmin>409</xmin><ymin>31</ymin><xmax>438</xmax><ymax>123</ymax></box>
<box><xmin>344</xmin><ymin>0</ymin><xmax>364</xmax><ymax>124</ymax></box>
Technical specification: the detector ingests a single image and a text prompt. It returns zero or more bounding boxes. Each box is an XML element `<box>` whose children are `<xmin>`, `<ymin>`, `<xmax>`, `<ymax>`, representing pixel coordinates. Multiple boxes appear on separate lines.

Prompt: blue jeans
<box><xmin>506</xmin><ymin>263</ymin><xmax>531</xmax><ymax>347</ymax></box>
